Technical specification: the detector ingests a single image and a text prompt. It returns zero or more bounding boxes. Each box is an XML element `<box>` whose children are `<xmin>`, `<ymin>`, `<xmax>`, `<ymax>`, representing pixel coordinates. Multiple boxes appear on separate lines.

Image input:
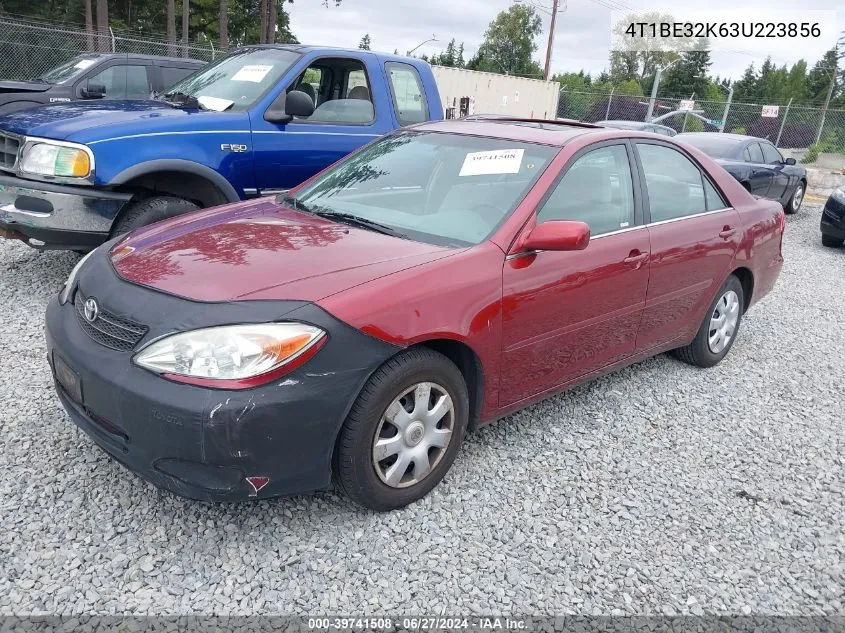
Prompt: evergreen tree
<box><xmin>358</xmin><ymin>33</ymin><xmax>371</xmax><ymax>50</ymax></box>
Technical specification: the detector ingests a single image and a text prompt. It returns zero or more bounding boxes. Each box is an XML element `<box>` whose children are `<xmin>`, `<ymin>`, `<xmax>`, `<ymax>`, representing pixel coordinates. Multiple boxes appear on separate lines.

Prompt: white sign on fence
<box><xmin>679</xmin><ymin>99</ymin><xmax>695</xmax><ymax>111</ymax></box>
<box><xmin>762</xmin><ymin>105</ymin><xmax>780</xmax><ymax>118</ymax></box>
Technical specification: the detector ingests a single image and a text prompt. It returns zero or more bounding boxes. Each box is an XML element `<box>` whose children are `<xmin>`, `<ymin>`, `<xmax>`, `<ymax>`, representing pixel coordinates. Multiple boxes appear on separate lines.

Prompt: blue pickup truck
<box><xmin>0</xmin><ymin>45</ymin><xmax>443</xmax><ymax>250</ymax></box>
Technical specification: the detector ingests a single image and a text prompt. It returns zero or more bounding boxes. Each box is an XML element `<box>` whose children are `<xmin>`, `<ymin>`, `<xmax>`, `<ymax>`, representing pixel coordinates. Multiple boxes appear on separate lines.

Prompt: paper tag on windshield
<box><xmin>197</xmin><ymin>95</ymin><xmax>235</xmax><ymax>111</ymax></box>
<box><xmin>74</xmin><ymin>59</ymin><xmax>96</xmax><ymax>70</ymax></box>
<box><xmin>231</xmin><ymin>64</ymin><xmax>273</xmax><ymax>83</ymax></box>
<box><xmin>459</xmin><ymin>149</ymin><xmax>524</xmax><ymax>177</ymax></box>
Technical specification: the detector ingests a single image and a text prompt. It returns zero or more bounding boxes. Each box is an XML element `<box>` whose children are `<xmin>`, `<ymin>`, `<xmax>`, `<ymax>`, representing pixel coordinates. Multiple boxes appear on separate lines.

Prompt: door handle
<box><xmin>623</xmin><ymin>250</ymin><xmax>649</xmax><ymax>264</ymax></box>
<box><xmin>719</xmin><ymin>226</ymin><xmax>737</xmax><ymax>239</ymax></box>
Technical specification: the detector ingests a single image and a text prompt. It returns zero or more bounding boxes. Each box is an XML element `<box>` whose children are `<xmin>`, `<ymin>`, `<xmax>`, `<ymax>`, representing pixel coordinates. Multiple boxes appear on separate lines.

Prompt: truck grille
<box><xmin>0</xmin><ymin>132</ymin><xmax>20</xmax><ymax>170</ymax></box>
<box><xmin>74</xmin><ymin>292</ymin><xmax>148</xmax><ymax>352</ymax></box>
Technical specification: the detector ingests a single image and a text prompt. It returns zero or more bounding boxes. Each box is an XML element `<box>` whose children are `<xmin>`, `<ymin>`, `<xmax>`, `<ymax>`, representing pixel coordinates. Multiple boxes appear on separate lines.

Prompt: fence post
<box><xmin>775</xmin><ymin>98</ymin><xmax>792</xmax><ymax>147</ymax></box>
<box><xmin>109</xmin><ymin>27</ymin><xmax>115</xmax><ymax>52</ymax></box>
<box><xmin>645</xmin><ymin>67</ymin><xmax>662</xmax><ymax>122</ymax></box>
<box><xmin>209</xmin><ymin>40</ymin><xmax>215</xmax><ymax>60</ymax></box>
<box><xmin>605</xmin><ymin>87</ymin><xmax>614</xmax><ymax>120</ymax></box>
<box><xmin>719</xmin><ymin>85</ymin><xmax>733</xmax><ymax>133</ymax></box>
<box><xmin>815</xmin><ymin>73</ymin><xmax>836</xmax><ymax>145</ymax></box>
<box><xmin>681</xmin><ymin>92</ymin><xmax>694</xmax><ymax>132</ymax></box>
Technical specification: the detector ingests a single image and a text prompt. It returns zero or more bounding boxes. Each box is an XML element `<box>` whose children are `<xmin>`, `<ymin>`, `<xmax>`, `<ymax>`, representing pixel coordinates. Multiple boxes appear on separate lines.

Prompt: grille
<box><xmin>74</xmin><ymin>292</ymin><xmax>148</xmax><ymax>352</ymax></box>
<box><xmin>0</xmin><ymin>132</ymin><xmax>20</xmax><ymax>170</ymax></box>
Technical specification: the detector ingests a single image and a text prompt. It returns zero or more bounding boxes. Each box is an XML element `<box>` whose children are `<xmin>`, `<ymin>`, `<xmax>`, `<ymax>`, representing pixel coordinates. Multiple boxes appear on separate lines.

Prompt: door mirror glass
<box><xmin>523</xmin><ymin>220</ymin><xmax>590</xmax><ymax>252</ymax></box>
<box><xmin>80</xmin><ymin>81</ymin><xmax>106</xmax><ymax>99</ymax></box>
<box><xmin>784</xmin><ymin>157</ymin><xmax>796</xmax><ymax>166</ymax></box>
<box><xmin>264</xmin><ymin>89</ymin><xmax>314</xmax><ymax>123</ymax></box>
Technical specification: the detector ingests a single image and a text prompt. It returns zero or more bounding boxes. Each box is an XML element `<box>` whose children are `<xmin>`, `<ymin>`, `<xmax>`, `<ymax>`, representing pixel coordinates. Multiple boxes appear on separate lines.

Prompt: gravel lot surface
<box><xmin>0</xmin><ymin>202</ymin><xmax>842</xmax><ymax>616</ymax></box>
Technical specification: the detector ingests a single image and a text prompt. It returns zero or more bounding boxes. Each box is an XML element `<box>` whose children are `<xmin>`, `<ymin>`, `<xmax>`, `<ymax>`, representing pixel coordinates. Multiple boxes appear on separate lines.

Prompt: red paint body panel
<box><xmin>108</xmin><ymin>122</ymin><xmax>785</xmax><ymax>425</ymax></box>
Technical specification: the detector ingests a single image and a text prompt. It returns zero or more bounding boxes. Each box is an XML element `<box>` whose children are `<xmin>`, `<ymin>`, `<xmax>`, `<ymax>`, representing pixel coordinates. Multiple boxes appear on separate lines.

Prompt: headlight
<box><xmin>59</xmin><ymin>248</ymin><xmax>96</xmax><ymax>305</ymax></box>
<box><xmin>133</xmin><ymin>323</ymin><xmax>326</xmax><ymax>388</ymax></box>
<box><xmin>831</xmin><ymin>189</ymin><xmax>845</xmax><ymax>204</ymax></box>
<box><xmin>20</xmin><ymin>142</ymin><xmax>91</xmax><ymax>178</ymax></box>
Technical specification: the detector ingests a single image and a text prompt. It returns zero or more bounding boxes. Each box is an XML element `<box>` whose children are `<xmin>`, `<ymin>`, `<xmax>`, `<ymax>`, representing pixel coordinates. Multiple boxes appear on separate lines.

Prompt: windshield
<box><xmin>292</xmin><ymin>131</ymin><xmax>559</xmax><ymax>247</ymax></box>
<box><xmin>162</xmin><ymin>47</ymin><xmax>301</xmax><ymax>111</ymax></box>
<box><xmin>679</xmin><ymin>135</ymin><xmax>738</xmax><ymax>158</ymax></box>
<box><xmin>38</xmin><ymin>55</ymin><xmax>102</xmax><ymax>84</ymax></box>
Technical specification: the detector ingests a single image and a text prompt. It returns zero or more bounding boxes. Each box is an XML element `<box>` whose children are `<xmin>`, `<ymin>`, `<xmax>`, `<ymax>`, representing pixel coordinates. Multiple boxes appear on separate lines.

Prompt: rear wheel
<box><xmin>334</xmin><ymin>348</ymin><xmax>469</xmax><ymax>511</ymax></box>
<box><xmin>784</xmin><ymin>182</ymin><xmax>804</xmax><ymax>214</ymax></box>
<box><xmin>112</xmin><ymin>195</ymin><xmax>198</xmax><ymax>237</ymax></box>
<box><xmin>673</xmin><ymin>275</ymin><xmax>744</xmax><ymax>368</ymax></box>
<box><xmin>821</xmin><ymin>234</ymin><xmax>843</xmax><ymax>248</ymax></box>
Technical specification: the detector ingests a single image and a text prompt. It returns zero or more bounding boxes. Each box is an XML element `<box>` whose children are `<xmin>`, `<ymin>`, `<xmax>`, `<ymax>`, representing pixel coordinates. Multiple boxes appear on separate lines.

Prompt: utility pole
<box><xmin>719</xmin><ymin>84</ymin><xmax>733</xmax><ymax>133</ymax></box>
<box><xmin>645</xmin><ymin>66</ymin><xmax>662</xmax><ymax>122</ymax></box>
<box><xmin>543</xmin><ymin>0</ymin><xmax>560</xmax><ymax>81</ymax></box>
<box><xmin>815</xmin><ymin>73</ymin><xmax>837</xmax><ymax>145</ymax></box>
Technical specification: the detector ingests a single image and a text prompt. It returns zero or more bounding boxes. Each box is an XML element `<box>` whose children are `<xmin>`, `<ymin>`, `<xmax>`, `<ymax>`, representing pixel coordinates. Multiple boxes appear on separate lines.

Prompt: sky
<box><xmin>286</xmin><ymin>0</ymin><xmax>842</xmax><ymax>81</ymax></box>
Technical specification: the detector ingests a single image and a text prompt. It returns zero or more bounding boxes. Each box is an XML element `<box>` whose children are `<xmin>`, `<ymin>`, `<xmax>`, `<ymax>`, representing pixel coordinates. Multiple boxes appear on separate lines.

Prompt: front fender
<box><xmin>110</xmin><ymin>159</ymin><xmax>241</xmax><ymax>203</ymax></box>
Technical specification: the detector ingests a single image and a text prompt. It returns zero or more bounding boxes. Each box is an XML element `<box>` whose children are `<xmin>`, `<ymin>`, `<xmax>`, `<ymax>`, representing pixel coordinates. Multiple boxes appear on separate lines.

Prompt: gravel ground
<box><xmin>0</xmin><ymin>202</ymin><xmax>842</xmax><ymax>617</ymax></box>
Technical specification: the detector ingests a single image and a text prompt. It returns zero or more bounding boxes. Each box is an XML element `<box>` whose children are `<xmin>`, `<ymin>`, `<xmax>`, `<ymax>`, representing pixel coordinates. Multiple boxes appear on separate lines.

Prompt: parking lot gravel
<box><xmin>0</xmin><ymin>202</ymin><xmax>842</xmax><ymax>617</ymax></box>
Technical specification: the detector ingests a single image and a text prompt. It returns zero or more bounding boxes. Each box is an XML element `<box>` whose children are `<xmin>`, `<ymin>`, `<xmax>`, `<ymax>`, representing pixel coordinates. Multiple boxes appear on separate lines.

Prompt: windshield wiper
<box><xmin>280</xmin><ymin>195</ymin><xmax>407</xmax><ymax>239</ymax></box>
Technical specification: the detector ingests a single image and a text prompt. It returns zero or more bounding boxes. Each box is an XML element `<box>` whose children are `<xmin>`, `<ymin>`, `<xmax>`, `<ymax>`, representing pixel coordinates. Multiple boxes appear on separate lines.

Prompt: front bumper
<box><xmin>0</xmin><ymin>173</ymin><xmax>131</xmax><ymax>250</ymax></box>
<box><xmin>820</xmin><ymin>194</ymin><xmax>845</xmax><ymax>240</ymax></box>
<box><xmin>45</xmin><ymin>247</ymin><xmax>400</xmax><ymax>501</ymax></box>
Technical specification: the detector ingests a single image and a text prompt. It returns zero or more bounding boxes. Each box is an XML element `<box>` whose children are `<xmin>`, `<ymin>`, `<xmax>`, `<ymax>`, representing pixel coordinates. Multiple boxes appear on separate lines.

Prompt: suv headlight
<box><xmin>20</xmin><ymin>140</ymin><xmax>92</xmax><ymax>178</ymax></box>
<box><xmin>133</xmin><ymin>323</ymin><xmax>326</xmax><ymax>388</ymax></box>
<box><xmin>830</xmin><ymin>188</ymin><xmax>845</xmax><ymax>204</ymax></box>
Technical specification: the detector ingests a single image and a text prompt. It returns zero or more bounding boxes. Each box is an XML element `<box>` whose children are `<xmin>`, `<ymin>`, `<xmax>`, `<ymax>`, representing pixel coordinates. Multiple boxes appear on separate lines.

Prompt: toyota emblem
<box><xmin>83</xmin><ymin>298</ymin><xmax>99</xmax><ymax>323</ymax></box>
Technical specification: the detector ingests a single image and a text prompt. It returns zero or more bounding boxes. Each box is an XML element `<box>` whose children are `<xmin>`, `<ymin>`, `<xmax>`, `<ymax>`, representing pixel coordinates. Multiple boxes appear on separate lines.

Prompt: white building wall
<box><xmin>432</xmin><ymin>66</ymin><xmax>560</xmax><ymax>120</ymax></box>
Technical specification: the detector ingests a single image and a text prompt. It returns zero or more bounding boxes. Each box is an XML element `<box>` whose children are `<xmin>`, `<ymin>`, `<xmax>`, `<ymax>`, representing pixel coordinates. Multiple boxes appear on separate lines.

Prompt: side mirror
<box><xmin>264</xmin><ymin>90</ymin><xmax>314</xmax><ymax>123</ymax></box>
<box><xmin>522</xmin><ymin>220</ymin><xmax>591</xmax><ymax>252</ymax></box>
<box><xmin>80</xmin><ymin>81</ymin><xmax>106</xmax><ymax>99</ymax></box>
<box><xmin>784</xmin><ymin>157</ymin><xmax>796</xmax><ymax>166</ymax></box>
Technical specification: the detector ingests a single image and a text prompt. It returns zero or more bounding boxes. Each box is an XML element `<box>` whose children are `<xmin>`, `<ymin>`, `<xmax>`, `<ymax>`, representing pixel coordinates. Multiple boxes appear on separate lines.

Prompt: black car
<box><xmin>598</xmin><ymin>119</ymin><xmax>677</xmax><ymax>137</ymax></box>
<box><xmin>0</xmin><ymin>53</ymin><xmax>205</xmax><ymax>114</ymax></box>
<box><xmin>677</xmin><ymin>132</ymin><xmax>807</xmax><ymax>214</ymax></box>
<box><xmin>820</xmin><ymin>186</ymin><xmax>845</xmax><ymax>248</ymax></box>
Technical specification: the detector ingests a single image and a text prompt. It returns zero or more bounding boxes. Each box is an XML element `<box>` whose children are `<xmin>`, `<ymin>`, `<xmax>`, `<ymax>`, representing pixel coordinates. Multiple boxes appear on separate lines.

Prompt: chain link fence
<box><xmin>558</xmin><ymin>90</ymin><xmax>845</xmax><ymax>157</ymax></box>
<box><xmin>0</xmin><ymin>15</ymin><xmax>224</xmax><ymax>81</ymax></box>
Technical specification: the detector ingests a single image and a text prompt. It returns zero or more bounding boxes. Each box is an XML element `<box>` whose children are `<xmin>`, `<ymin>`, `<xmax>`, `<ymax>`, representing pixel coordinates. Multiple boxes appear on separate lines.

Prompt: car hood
<box><xmin>0</xmin><ymin>100</ymin><xmax>224</xmax><ymax>141</ymax></box>
<box><xmin>110</xmin><ymin>198</ymin><xmax>457</xmax><ymax>303</ymax></box>
<box><xmin>0</xmin><ymin>80</ymin><xmax>51</xmax><ymax>94</ymax></box>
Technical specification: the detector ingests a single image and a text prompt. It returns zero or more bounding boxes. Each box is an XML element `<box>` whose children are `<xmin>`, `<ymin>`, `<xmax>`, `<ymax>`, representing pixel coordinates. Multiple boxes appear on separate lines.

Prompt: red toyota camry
<box><xmin>46</xmin><ymin>119</ymin><xmax>785</xmax><ymax>511</ymax></box>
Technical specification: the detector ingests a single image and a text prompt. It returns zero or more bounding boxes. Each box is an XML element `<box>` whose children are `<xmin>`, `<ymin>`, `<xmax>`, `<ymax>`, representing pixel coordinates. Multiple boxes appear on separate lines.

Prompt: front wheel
<box><xmin>821</xmin><ymin>234</ymin><xmax>843</xmax><ymax>248</ymax></box>
<box><xmin>672</xmin><ymin>275</ymin><xmax>744</xmax><ymax>368</ymax></box>
<box><xmin>112</xmin><ymin>195</ymin><xmax>199</xmax><ymax>237</ymax></box>
<box><xmin>334</xmin><ymin>348</ymin><xmax>469</xmax><ymax>511</ymax></box>
<box><xmin>784</xmin><ymin>182</ymin><xmax>804</xmax><ymax>215</ymax></box>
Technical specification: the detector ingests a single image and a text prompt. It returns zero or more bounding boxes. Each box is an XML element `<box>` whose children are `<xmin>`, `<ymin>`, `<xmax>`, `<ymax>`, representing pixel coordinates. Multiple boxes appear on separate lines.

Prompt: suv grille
<box><xmin>0</xmin><ymin>132</ymin><xmax>20</xmax><ymax>170</ymax></box>
<box><xmin>74</xmin><ymin>292</ymin><xmax>148</xmax><ymax>352</ymax></box>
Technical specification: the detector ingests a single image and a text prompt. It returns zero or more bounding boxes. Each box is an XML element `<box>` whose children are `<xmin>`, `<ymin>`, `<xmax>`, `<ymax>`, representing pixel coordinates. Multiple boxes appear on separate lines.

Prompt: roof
<box><xmin>239</xmin><ymin>44</ymin><xmax>425</xmax><ymax>65</ymax></box>
<box><xmin>410</xmin><ymin>118</ymin><xmax>609</xmax><ymax>147</ymax></box>
<box><xmin>88</xmin><ymin>52</ymin><xmax>205</xmax><ymax>64</ymax></box>
<box><xmin>677</xmin><ymin>132</ymin><xmax>752</xmax><ymax>142</ymax></box>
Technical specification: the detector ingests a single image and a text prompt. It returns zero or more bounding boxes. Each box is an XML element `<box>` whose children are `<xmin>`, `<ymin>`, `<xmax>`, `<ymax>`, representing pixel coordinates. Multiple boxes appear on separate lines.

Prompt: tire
<box><xmin>334</xmin><ymin>348</ymin><xmax>469</xmax><ymax>511</ymax></box>
<box><xmin>784</xmin><ymin>182</ymin><xmax>804</xmax><ymax>215</ymax></box>
<box><xmin>673</xmin><ymin>275</ymin><xmax>745</xmax><ymax>368</ymax></box>
<box><xmin>821</xmin><ymin>234</ymin><xmax>843</xmax><ymax>248</ymax></box>
<box><xmin>111</xmin><ymin>195</ymin><xmax>198</xmax><ymax>237</ymax></box>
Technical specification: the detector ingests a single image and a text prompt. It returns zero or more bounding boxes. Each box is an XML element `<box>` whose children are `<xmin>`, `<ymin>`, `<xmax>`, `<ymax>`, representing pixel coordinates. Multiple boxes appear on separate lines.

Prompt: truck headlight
<box><xmin>133</xmin><ymin>323</ymin><xmax>326</xmax><ymax>388</ymax></box>
<box><xmin>20</xmin><ymin>142</ymin><xmax>92</xmax><ymax>178</ymax></box>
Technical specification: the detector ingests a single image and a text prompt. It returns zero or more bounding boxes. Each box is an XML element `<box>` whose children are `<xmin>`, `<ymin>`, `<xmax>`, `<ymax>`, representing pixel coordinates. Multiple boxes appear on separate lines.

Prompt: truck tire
<box><xmin>112</xmin><ymin>196</ymin><xmax>198</xmax><ymax>237</ymax></box>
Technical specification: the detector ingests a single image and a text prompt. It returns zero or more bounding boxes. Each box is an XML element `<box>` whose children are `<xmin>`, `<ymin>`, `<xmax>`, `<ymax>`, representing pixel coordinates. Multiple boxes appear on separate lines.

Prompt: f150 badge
<box><xmin>221</xmin><ymin>143</ymin><xmax>248</xmax><ymax>152</ymax></box>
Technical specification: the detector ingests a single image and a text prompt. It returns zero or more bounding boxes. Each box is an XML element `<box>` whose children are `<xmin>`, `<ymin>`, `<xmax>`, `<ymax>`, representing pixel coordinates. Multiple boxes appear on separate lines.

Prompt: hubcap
<box><xmin>372</xmin><ymin>382</ymin><xmax>454</xmax><ymax>489</ymax></box>
<box><xmin>793</xmin><ymin>186</ymin><xmax>803</xmax><ymax>211</ymax></box>
<box><xmin>708</xmin><ymin>290</ymin><xmax>740</xmax><ymax>354</ymax></box>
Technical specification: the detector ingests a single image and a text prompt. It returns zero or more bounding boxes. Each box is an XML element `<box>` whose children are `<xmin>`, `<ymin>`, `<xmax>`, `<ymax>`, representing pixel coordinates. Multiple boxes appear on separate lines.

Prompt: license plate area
<box><xmin>53</xmin><ymin>353</ymin><xmax>82</xmax><ymax>404</ymax></box>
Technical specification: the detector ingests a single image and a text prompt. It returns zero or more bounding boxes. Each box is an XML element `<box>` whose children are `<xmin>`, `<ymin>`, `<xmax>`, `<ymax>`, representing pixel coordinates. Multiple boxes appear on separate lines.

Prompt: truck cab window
<box><xmin>288</xmin><ymin>58</ymin><xmax>374</xmax><ymax>125</ymax></box>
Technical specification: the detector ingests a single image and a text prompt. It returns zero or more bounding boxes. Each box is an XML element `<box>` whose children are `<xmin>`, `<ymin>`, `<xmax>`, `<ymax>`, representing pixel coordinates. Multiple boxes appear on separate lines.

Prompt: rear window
<box><xmin>678</xmin><ymin>135</ymin><xmax>739</xmax><ymax>159</ymax></box>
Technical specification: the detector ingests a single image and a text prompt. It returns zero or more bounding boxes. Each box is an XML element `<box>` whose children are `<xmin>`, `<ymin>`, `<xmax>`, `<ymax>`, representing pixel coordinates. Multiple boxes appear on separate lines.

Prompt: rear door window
<box><xmin>760</xmin><ymin>142</ymin><xmax>783</xmax><ymax>164</ymax></box>
<box><xmin>636</xmin><ymin>142</ymin><xmax>708</xmax><ymax>222</ymax></box>
<box><xmin>385</xmin><ymin>62</ymin><xmax>428</xmax><ymax>126</ymax></box>
<box><xmin>747</xmin><ymin>143</ymin><xmax>765</xmax><ymax>164</ymax></box>
<box><xmin>160</xmin><ymin>66</ymin><xmax>198</xmax><ymax>90</ymax></box>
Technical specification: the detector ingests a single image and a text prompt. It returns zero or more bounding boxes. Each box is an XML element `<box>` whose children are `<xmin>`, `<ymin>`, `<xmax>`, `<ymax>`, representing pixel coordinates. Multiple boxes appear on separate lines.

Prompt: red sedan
<box><xmin>46</xmin><ymin>119</ymin><xmax>785</xmax><ymax>511</ymax></box>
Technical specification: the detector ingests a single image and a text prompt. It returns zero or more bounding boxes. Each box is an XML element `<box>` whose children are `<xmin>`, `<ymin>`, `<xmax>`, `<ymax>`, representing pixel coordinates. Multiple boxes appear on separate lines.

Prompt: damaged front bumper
<box><xmin>45</xmin><ymin>246</ymin><xmax>399</xmax><ymax>501</ymax></box>
<box><xmin>0</xmin><ymin>173</ymin><xmax>131</xmax><ymax>250</ymax></box>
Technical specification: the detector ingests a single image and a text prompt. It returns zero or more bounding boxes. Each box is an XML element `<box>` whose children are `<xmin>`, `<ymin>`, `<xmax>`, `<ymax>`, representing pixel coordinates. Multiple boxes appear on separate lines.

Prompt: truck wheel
<box><xmin>112</xmin><ymin>196</ymin><xmax>198</xmax><ymax>237</ymax></box>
